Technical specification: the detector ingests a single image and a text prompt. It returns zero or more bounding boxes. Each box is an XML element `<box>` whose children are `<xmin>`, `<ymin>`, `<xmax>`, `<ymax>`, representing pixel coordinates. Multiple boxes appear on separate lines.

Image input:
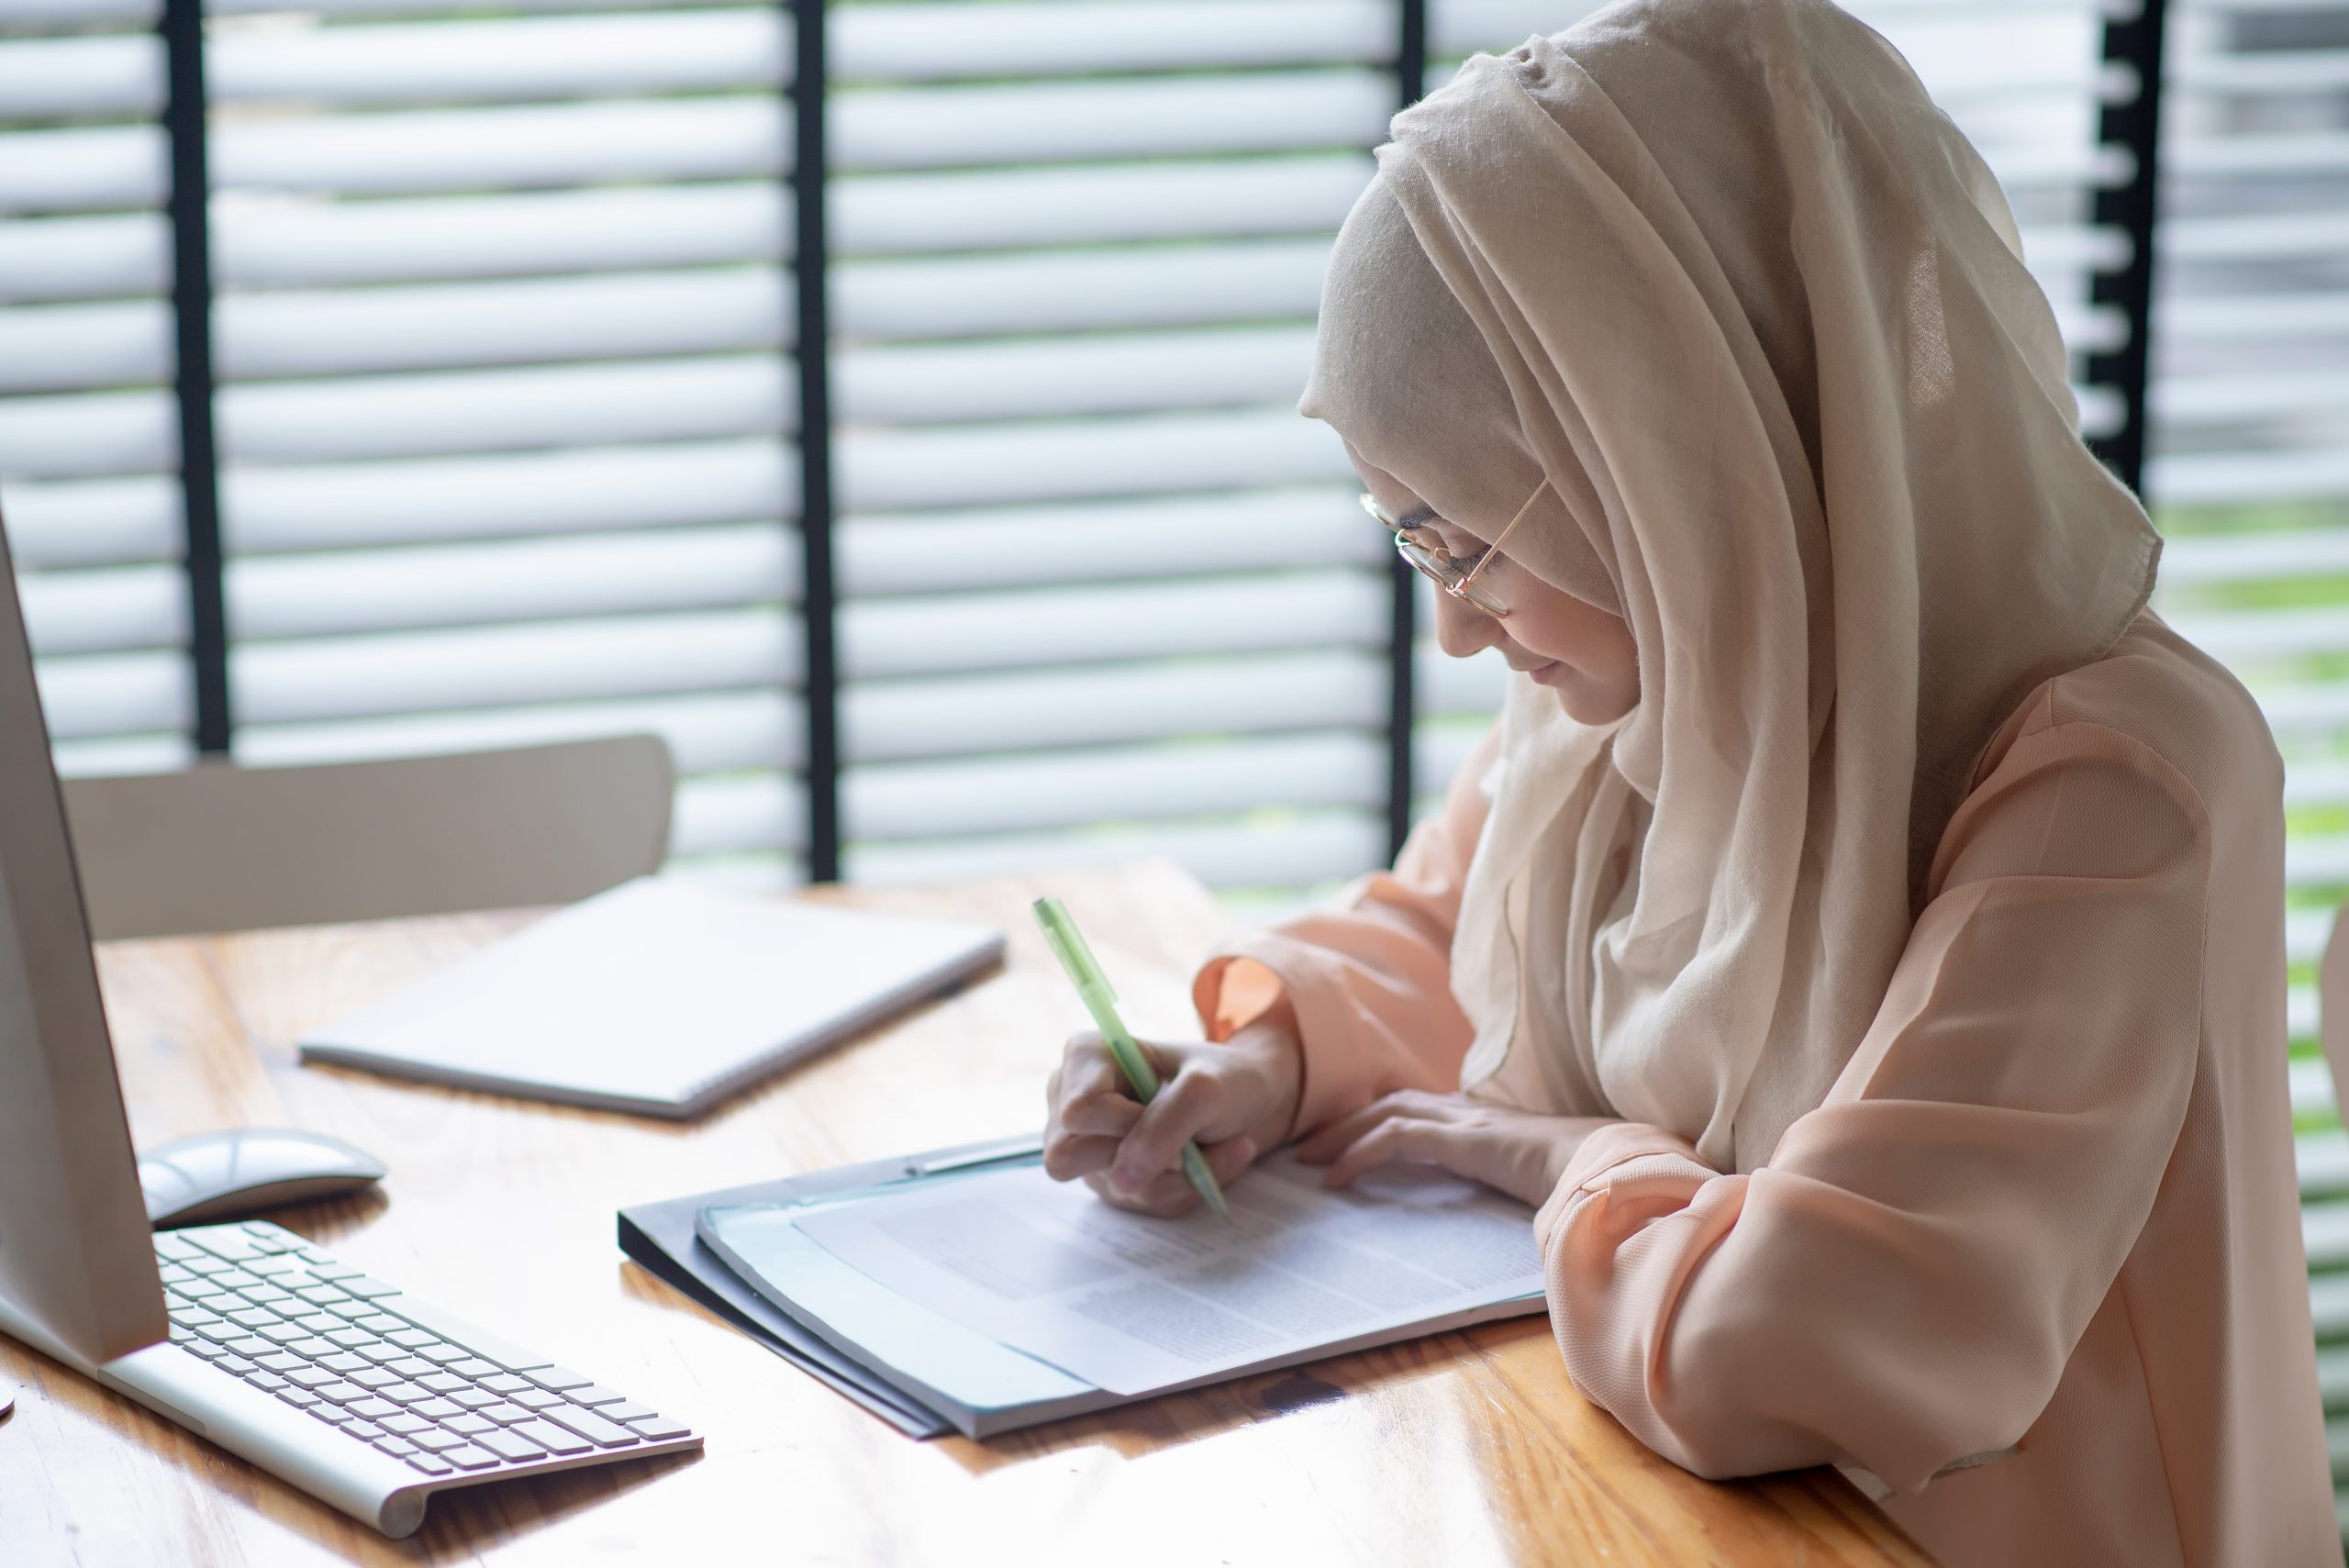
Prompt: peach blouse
<box><xmin>1196</xmin><ymin>617</ymin><xmax>2337</xmax><ymax>1568</ymax></box>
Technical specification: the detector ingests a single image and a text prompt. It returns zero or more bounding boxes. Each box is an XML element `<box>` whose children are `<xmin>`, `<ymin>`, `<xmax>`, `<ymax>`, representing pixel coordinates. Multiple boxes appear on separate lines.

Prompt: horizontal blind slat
<box><xmin>221</xmin><ymin>440</ymin><xmax>797</xmax><ymax>555</ymax></box>
<box><xmin>228</xmin><ymin>525</ymin><xmax>798</xmax><ymax>641</ymax></box>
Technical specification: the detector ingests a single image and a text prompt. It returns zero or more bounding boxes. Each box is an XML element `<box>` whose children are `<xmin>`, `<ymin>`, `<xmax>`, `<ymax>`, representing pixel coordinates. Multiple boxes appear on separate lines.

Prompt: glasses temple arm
<box><xmin>1455</xmin><ymin>481</ymin><xmax>1546</xmax><ymax>594</ymax></box>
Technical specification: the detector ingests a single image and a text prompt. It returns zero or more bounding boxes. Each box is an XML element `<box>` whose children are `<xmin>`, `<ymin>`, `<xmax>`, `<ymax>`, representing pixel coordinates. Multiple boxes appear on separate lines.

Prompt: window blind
<box><xmin>2140</xmin><ymin>0</ymin><xmax>2349</xmax><ymax>1529</ymax></box>
<box><xmin>0</xmin><ymin>1</ymin><xmax>194</xmax><ymax>779</ymax></box>
<box><xmin>827</xmin><ymin>2</ymin><xmax>1397</xmax><ymax>896</ymax></box>
<box><xmin>197</xmin><ymin>0</ymin><xmax>807</xmax><ymax>880</ymax></box>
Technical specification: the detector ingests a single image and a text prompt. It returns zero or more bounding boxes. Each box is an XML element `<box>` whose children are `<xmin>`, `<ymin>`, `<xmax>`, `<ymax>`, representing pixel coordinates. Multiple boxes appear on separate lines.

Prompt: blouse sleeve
<box><xmin>1193</xmin><ymin>723</ymin><xmax>1500</xmax><ymax>1140</ymax></box>
<box><xmin>1538</xmin><ymin>709</ymin><xmax>2213</xmax><ymax>1493</ymax></box>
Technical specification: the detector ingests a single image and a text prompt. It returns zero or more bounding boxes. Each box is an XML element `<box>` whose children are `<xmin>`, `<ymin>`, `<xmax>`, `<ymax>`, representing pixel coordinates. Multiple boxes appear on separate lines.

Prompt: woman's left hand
<box><xmin>1294</xmin><ymin>1090</ymin><xmax>1619</xmax><ymax>1209</ymax></box>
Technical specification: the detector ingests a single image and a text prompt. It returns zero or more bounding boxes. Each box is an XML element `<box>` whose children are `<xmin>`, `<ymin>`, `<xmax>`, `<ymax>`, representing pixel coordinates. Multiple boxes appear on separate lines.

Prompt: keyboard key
<box><xmin>220</xmin><ymin>1337</ymin><xmax>273</xmax><ymax>1359</ymax></box>
<box><xmin>275</xmin><ymin>1387</ymin><xmax>322</xmax><ymax>1409</ymax></box>
<box><xmin>441</xmin><ymin>1445</ymin><xmax>501</xmax><ymax>1471</ymax></box>
<box><xmin>443</xmin><ymin>1414</ymin><xmax>494</xmax><ymax>1436</ymax></box>
<box><xmin>314</xmin><ymin>1382</ymin><xmax>371</xmax><ymax>1405</ymax></box>
<box><xmin>216</xmin><ymin>1356</ymin><xmax>257</xmax><ymax>1377</ymax></box>
<box><xmin>384</xmin><ymin>1329</ymin><xmax>438</xmax><ymax>1350</ymax></box>
<box><xmin>319</xmin><ymin>1353</ymin><xmax>368</xmax><ymax>1375</ymax></box>
<box><xmin>372</xmin><ymin>1436</ymin><xmax>417</xmax><ymax>1458</ymax></box>
<box><xmin>181</xmin><ymin>1257</ymin><xmax>231</xmax><ymax>1277</ymax></box>
<box><xmin>285</xmin><ymin>1367</ymin><xmax>337</xmax><ymax>1389</ymax></box>
<box><xmin>212</xmin><ymin>1270</ymin><xmax>264</xmax><ymax>1291</ymax></box>
<box><xmin>340</xmin><ymin>1420</ymin><xmax>384</xmax><ymax>1441</ymax></box>
<box><xmin>568</xmin><ymin>1385</ymin><xmax>626</xmax><ymax>1407</ymax></box>
<box><xmin>384</xmin><ymin>1298</ymin><xmax>552</xmax><ymax>1373</ymax></box>
<box><xmin>417</xmin><ymin>1372</ymin><xmax>467</xmax><ymax>1396</ymax></box>
<box><xmin>348</xmin><ymin>1368</ymin><xmax>398</xmax><ymax>1389</ymax></box>
<box><xmin>386</xmin><ymin>1357</ymin><xmax>435</xmax><ymax>1378</ymax></box>
<box><xmin>307</xmin><ymin>1263</ymin><xmax>362</xmax><ymax>1282</ymax></box>
<box><xmin>340</xmin><ymin>1276</ymin><xmax>401</xmax><ymax>1300</ymax></box>
<box><xmin>450</xmin><ymin>1360</ymin><xmax>501</xmax><ymax>1381</ymax></box>
<box><xmin>448</xmin><ymin>1389</ymin><xmax>500</xmax><ymax>1410</ymax></box>
<box><xmin>524</xmin><ymin>1366</ymin><xmax>593</xmax><ymax>1393</ymax></box>
<box><xmin>225</xmin><ymin>1309</ymin><xmax>275</xmax><ymax>1331</ymax></box>
<box><xmin>509</xmin><ymin>1420</ymin><xmax>594</xmax><ymax>1456</ymax></box>
<box><xmin>356</xmin><ymin>1315</ymin><xmax>406</xmax><ymax>1334</ymax></box>
<box><xmin>255</xmin><ymin>1323</ymin><xmax>308</xmax><ymax>1346</ymax></box>
<box><xmin>408</xmin><ymin>1399</ymin><xmax>464</xmax><ymax>1421</ymax></box>
<box><xmin>326</xmin><ymin>1329</ymin><xmax>374</xmax><ymax>1351</ymax></box>
<box><xmin>408</xmin><ymin>1429</ymin><xmax>468</xmax><ymax>1452</ymax></box>
<box><xmin>286</xmin><ymin>1338</ymin><xmax>337</xmax><ymax>1358</ymax></box>
<box><xmin>538</xmin><ymin>1406</ymin><xmax>640</xmax><ymax>1449</ymax></box>
<box><xmin>240</xmin><ymin>1286</ymin><xmax>295</xmax><ymax>1307</ymax></box>
<box><xmin>292</xmin><ymin>1314</ymin><xmax>341</xmax><ymax>1334</ymax></box>
<box><xmin>417</xmin><ymin>1344</ymin><xmax>470</xmax><ymax>1365</ymax></box>
<box><xmin>352</xmin><ymin>1341</ymin><xmax>407</xmax><ymax>1365</ymax></box>
<box><xmin>308</xmin><ymin>1403</ymin><xmax>344</xmax><ymax>1424</ymax></box>
<box><xmin>154</xmin><ymin>1234</ymin><xmax>204</xmax><ymax>1262</ymax></box>
<box><xmin>184</xmin><ymin>1340</ymin><xmax>227</xmax><ymax>1362</ymax></box>
<box><xmin>623</xmin><ymin>1418</ymin><xmax>692</xmax><ymax>1442</ymax></box>
<box><xmin>324</xmin><ymin>1299</ymin><xmax>376</xmax><ymax>1323</ymax></box>
<box><xmin>473</xmin><ymin>1429</ymin><xmax>548</xmax><ymax>1463</ymax></box>
<box><xmin>257</xmin><ymin>1352</ymin><xmax>305</xmax><ymax>1373</ymax></box>
<box><xmin>379</xmin><ymin>1383</ymin><xmax>435</xmax><ymax>1406</ymax></box>
<box><xmin>379</xmin><ymin>1413</ymin><xmax>431</xmax><ymax>1435</ymax></box>
<box><xmin>480</xmin><ymin>1404</ymin><xmax>535</xmax><ymax>1426</ymax></box>
<box><xmin>347</xmin><ymin>1398</ymin><xmax>401</xmax><ymax>1422</ymax></box>
<box><xmin>404</xmin><ymin>1453</ymin><xmax>453</xmax><ymax>1476</ymax></box>
<box><xmin>292</xmin><ymin>1285</ymin><xmax>346</xmax><ymax>1307</ymax></box>
<box><xmin>511</xmin><ymin>1389</ymin><xmax>565</xmax><ymax>1411</ymax></box>
<box><xmin>602</xmin><ymin>1402</ymin><xmax>657</xmax><ymax>1425</ymax></box>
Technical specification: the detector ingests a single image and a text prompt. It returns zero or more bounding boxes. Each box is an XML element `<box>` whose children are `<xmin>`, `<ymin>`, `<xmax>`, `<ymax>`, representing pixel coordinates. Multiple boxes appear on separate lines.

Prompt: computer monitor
<box><xmin>0</xmin><ymin>514</ymin><xmax>167</xmax><ymax>1363</ymax></box>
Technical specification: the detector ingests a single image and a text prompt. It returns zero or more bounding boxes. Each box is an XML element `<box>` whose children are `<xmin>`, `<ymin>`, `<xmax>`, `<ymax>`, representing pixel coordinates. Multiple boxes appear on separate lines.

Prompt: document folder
<box><xmin>622</xmin><ymin>1135</ymin><xmax>1548</xmax><ymax>1440</ymax></box>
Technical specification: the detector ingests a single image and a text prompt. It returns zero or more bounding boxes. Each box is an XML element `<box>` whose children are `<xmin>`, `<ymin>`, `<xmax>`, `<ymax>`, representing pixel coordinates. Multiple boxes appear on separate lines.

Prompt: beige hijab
<box><xmin>1302</xmin><ymin>0</ymin><xmax>2161</xmax><ymax>1173</ymax></box>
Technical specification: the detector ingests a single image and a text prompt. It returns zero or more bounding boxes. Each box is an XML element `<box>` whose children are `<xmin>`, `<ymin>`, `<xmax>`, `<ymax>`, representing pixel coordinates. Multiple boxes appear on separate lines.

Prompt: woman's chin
<box><xmin>1533</xmin><ymin>664</ymin><xmax>1636</xmax><ymax>725</ymax></box>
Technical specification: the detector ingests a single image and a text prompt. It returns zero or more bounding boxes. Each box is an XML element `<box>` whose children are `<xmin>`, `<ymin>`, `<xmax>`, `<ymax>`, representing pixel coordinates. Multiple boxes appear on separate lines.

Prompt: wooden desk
<box><xmin>0</xmin><ymin>860</ymin><xmax>1932</xmax><ymax>1567</ymax></box>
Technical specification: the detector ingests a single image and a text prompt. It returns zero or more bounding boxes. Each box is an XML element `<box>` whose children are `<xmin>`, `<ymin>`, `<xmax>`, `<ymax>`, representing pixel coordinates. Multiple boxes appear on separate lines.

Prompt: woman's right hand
<box><xmin>1042</xmin><ymin>1015</ymin><xmax>1303</xmax><ymax>1217</ymax></box>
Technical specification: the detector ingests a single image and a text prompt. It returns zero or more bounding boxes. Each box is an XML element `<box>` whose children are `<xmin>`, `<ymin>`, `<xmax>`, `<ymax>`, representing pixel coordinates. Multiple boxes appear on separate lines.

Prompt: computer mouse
<box><xmin>138</xmin><ymin>1127</ymin><xmax>387</xmax><ymax>1229</ymax></box>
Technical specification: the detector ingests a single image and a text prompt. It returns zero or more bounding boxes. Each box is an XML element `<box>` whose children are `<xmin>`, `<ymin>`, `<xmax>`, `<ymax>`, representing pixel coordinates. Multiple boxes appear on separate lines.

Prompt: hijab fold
<box><xmin>1300</xmin><ymin>0</ymin><xmax>2160</xmax><ymax>1172</ymax></box>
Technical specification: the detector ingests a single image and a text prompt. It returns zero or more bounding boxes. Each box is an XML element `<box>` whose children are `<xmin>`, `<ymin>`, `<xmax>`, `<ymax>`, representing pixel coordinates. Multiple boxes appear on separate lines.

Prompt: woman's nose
<box><xmin>1431</xmin><ymin>590</ymin><xmax>1502</xmax><ymax>659</ymax></box>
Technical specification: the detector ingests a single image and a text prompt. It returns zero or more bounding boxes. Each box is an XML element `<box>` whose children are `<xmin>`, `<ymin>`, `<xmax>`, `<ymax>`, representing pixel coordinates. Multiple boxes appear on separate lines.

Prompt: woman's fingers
<box><xmin>1041</xmin><ymin>1132</ymin><xmax>1122</xmax><ymax>1182</ymax></box>
<box><xmin>1090</xmin><ymin>1134</ymin><xmax>1257</xmax><ymax>1217</ymax></box>
<box><xmin>1293</xmin><ymin>1089</ymin><xmax>1457</xmax><ymax>1165</ymax></box>
<box><xmin>1319</xmin><ymin>1118</ymin><xmax>1464</xmax><ymax>1190</ymax></box>
<box><xmin>1109</xmin><ymin>1064</ymin><xmax>1229</xmax><ymax>1188</ymax></box>
<box><xmin>1060</xmin><ymin>1091</ymin><xmax>1143</xmax><ymax>1140</ymax></box>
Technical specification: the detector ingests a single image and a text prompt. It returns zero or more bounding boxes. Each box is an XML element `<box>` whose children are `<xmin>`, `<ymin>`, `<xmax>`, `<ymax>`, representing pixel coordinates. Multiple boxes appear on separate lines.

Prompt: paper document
<box><xmin>792</xmin><ymin>1153</ymin><xmax>1542</xmax><ymax>1396</ymax></box>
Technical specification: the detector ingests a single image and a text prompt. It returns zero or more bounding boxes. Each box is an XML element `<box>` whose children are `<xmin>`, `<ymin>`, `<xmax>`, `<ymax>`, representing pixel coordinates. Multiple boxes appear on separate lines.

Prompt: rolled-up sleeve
<box><xmin>1539</xmin><ymin>712</ymin><xmax>2212</xmax><ymax>1493</ymax></box>
<box><xmin>1194</xmin><ymin>723</ymin><xmax>1499</xmax><ymax>1139</ymax></box>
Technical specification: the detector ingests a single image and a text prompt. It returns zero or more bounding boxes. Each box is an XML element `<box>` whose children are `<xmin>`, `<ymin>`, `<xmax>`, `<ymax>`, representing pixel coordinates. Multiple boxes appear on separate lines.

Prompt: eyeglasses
<box><xmin>1360</xmin><ymin>481</ymin><xmax>1545</xmax><ymax>621</ymax></box>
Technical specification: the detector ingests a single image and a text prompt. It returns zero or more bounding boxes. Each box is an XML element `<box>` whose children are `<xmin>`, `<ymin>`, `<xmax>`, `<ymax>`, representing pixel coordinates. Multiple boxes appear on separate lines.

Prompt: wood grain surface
<box><xmin>0</xmin><ymin>859</ymin><xmax>1935</xmax><ymax>1567</ymax></box>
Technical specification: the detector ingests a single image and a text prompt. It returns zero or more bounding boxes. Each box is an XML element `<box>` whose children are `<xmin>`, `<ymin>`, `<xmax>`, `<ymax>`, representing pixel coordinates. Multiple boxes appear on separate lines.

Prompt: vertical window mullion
<box><xmin>160</xmin><ymin>0</ymin><xmax>229</xmax><ymax>755</ymax></box>
<box><xmin>1386</xmin><ymin>0</ymin><xmax>1429</xmax><ymax>863</ymax></box>
<box><xmin>795</xmin><ymin>0</ymin><xmax>839</xmax><ymax>882</ymax></box>
<box><xmin>2086</xmin><ymin>0</ymin><xmax>2170</xmax><ymax>495</ymax></box>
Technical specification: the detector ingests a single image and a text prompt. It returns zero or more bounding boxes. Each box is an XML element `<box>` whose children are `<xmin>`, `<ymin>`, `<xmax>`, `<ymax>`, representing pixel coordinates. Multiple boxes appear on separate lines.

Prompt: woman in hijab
<box><xmin>1039</xmin><ymin>0</ymin><xmax>2334</xmax><ymax>1561</ymax></box>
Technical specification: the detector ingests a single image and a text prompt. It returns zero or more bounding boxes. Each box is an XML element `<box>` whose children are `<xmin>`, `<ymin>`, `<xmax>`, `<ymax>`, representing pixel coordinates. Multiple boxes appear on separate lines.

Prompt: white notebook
<box><xmin>298</xmin><ymin>878</ymin><xmax>1003</xmax><ymax>1118</ymax></box>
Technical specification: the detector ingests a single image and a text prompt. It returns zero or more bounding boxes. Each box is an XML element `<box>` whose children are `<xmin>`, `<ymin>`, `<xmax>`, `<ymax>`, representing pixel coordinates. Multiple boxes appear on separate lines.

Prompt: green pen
<box><xmin>1033</xmin><ymin>895</ymin><xmax>1230</xmax><ymax>1221</ymax></box>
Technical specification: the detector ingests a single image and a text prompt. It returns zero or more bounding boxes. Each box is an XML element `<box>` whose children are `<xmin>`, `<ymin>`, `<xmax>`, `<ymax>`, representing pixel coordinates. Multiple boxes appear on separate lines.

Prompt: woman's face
<box><xmin>1391</xmin><ymin>502</ymin><xmax>1640</xmax><ymax>726</ymax></box>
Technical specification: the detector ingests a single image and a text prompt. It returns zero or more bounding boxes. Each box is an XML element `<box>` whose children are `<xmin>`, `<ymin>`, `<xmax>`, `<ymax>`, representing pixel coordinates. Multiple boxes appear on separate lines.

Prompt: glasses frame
<box><xmin>1360</xmin><ymin>481</ymin><xmax>1546</xmax><ymax>621</ymax></box>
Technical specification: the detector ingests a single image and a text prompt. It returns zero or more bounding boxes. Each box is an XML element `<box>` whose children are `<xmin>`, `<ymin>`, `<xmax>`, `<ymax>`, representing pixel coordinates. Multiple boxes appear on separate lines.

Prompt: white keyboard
<box><xmin>126</xmin><ymin>1219</ymin><xmax>702</xmax><ymax>1534</ymax></box>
